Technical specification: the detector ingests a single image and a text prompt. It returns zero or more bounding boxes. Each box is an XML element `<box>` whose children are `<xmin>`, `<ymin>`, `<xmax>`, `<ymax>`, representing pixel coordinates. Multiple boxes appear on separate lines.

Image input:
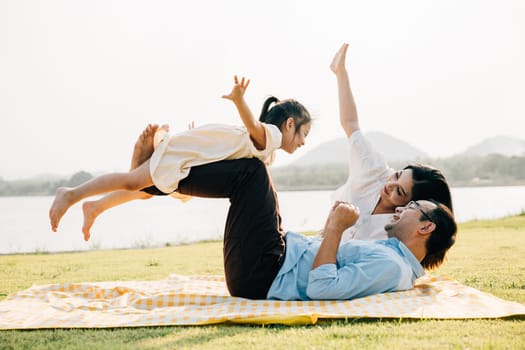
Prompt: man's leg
<box><xmin>177</xmin><ymin>158</ymin><xmax>285</xmax><ymax>299</ymax></box>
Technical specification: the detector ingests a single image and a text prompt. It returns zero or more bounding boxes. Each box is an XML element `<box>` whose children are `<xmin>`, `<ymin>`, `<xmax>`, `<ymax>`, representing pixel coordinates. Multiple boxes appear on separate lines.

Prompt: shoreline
<box><xmin>3</xmin><ymin>182</ymin><xmax>525</xmax><ymax>197</ymax></box>
<box><xmin>2</xmin><ymin>214</ymin><xmax>524</xmax><ymax>257</ymax></box>
<box><xmin>0</xmin><ymin>239</ymin><xmax>222</xmax><ymax>257</ymax></box>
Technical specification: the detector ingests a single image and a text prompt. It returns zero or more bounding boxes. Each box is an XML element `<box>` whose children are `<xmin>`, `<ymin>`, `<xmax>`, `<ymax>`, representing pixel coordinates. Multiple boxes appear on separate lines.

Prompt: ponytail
<box><xmin>259</xmin><ymin>96</ymin><xmax>280</xmax><ymax>123</ymax></box>
<box><xmin>258</xmin><ymin>96</ymin><xmax>312</xmax><ymax>133</ymax></box>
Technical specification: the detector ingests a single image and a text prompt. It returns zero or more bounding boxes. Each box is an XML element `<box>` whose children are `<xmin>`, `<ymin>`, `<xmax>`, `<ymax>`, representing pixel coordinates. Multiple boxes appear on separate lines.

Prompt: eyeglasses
<box><xmin>406</xmin><ymin>201</ymin><xmax>434</xmax><ymax>223</ymax></box>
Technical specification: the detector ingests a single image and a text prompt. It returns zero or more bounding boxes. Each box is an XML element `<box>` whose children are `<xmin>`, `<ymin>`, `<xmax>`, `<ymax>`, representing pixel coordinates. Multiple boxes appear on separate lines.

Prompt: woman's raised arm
<box><xmin>330</xmin><ymin>43</ymin><xmax>360</xmax><ymax>137</ymax></box>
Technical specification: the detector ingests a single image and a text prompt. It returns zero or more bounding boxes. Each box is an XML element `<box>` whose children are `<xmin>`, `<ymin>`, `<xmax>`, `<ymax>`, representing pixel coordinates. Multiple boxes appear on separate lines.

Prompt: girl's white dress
<box><xmin>331</xmin><ymin>130</ymin><xmax>395</xmax><ymax>241</ymax></box>
<box><xmin>149</xmin><ymin>123</ymin><xmax>282</xmax><ymax>194</ymax></box>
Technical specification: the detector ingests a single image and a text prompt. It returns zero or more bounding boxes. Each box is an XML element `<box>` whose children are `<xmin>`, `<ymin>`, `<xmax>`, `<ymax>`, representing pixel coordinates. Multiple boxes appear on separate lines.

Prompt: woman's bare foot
<box><xmin>130</xmin><ymin>124</ymin><xmax>170</xmax><ymax>169</ymax></box>
<box><xmin>82</xmin><ymin>201</ymin><xmax>102</xmax><ymax>241</ymax></box>
<box><xmin>49</xmin><ymin>187</ymin><xmax>75</xmax><ymax>232</ymax></box>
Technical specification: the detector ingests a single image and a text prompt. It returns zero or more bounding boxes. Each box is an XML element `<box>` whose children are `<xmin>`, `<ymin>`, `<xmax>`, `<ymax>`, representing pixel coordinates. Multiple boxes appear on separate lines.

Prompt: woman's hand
<box><xmin>330</xmin><ymin>43</ymin><xmax>349</xmax><ymax>75</ymax></box>
<box><xmin>222</xmin><ymin>75</ymin><xmax>250</xmax><ymax>104</ymax></box>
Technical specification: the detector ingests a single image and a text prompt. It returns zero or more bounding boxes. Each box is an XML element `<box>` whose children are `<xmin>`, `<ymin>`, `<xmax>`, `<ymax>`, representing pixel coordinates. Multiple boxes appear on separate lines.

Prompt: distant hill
<box><xmin>290</xmin><ymin>131</ymin><xmax>428</xmax><ymax>166</ymax></box>
<box><xmin>2</xmin><ymin>133</ymin><xmax>525</xmax><ymax>193</ymax></box>
<box><xmin>269</xmin><ymin>133</ymin><xmax>525</xmax><ymax>190</ymax></box>
<box><xmin>459</xmin><ymin>136</ymin><xmax>525</xmax><ymax>157</ymax></box>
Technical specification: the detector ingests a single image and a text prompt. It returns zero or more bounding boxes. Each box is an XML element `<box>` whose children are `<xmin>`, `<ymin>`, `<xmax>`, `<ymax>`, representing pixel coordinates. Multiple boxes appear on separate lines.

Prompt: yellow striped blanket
<box><xmin>1</xmin><ymin>274</ymin><xmax>524</xmax><ymax>329</ymax></box>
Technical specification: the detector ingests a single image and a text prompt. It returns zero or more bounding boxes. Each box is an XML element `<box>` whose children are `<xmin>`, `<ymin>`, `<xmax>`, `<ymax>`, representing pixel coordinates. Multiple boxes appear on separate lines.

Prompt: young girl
<box><xmin>328</xmin><ymin>43</ymin><xmax>453</xmax><ymax>242</ymax></box>
<box><xmin>49</xmin><ymin>76</ymin><xmax>312</xmax><ymax>237</ymax></box>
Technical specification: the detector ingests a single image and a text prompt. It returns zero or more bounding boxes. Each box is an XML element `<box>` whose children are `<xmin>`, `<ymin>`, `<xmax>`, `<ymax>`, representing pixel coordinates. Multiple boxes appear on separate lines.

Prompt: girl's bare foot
<box><xmin>49</xmin><ymin>187</ymin><xmax>75</xmax><ymax>232</ymax></box>
<box><xmin>82</xmin><ymin>201</ymin><xmax>101</xmax><ymax>241</ymax></box>
<box><xmin>131</xmin><ymin>124</ymin><xmax>170</xmax><ymax>169</ymax></box>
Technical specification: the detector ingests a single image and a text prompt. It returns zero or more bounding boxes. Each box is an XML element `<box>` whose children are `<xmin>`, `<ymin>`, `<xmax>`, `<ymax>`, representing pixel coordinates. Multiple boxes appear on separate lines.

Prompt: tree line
<box><xmin>1</xmin><ymin>155</ymin><xmax>524</xmax><ymax>196</ymax></box>
<box><xmin>271</xmin><ymin>154</ymin><xmax>525</xmax><ymax>191</ymax></box>
<box><xmin>0</xmin><ymin>171</ymin><xmax>93</xmax><ymax>197</ymax></box>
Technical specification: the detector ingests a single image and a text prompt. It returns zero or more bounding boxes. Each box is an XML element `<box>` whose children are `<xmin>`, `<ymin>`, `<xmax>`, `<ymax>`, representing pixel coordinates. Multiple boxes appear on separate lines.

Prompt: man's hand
<box><xmin>324</xmin><ymin>201</ymin><xmax>359</xmax><ymax>236</ymax></box>
<box><xmin>319</xmin><ymin>201</ymin><xmax>359</xmax><ymax>238</ymax></box>
<box><xmin>312</xmin><ymin>201</ymin><xmax>359</xmax><ymax>269</ymax></box>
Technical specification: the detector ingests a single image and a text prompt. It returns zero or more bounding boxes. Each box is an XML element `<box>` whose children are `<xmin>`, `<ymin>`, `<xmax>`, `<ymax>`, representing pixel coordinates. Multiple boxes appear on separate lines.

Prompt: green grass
<box><xmin>1</xmin><ymin>216</ymin><xmax>524</xmax><ymax>350</ymax></box>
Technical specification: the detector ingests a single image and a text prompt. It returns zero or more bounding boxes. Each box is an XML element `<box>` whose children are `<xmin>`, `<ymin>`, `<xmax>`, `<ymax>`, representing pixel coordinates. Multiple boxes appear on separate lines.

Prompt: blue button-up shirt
<box><xmin>267</xmin><ymin>232</ymin><xmax>425</xmax><ymax>300</ymax></box>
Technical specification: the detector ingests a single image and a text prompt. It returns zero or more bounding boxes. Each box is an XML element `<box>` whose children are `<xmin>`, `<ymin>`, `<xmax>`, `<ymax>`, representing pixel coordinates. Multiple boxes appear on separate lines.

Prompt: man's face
<box><xmin>385</xmin><ymin>200</ymin><xmax>436</xmax><ymax>239</ymax></box>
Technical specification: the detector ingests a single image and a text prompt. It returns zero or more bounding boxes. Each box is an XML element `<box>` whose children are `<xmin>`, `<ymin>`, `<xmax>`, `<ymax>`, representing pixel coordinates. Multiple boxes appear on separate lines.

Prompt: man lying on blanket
<box><xmin>150</xmin><ymin>158</ymin><xmax>458</xmax><ymax>301</ymax></box>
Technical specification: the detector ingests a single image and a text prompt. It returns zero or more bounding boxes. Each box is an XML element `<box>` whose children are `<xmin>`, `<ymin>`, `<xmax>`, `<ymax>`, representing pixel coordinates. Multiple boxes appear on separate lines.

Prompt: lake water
<box><xmin>1</xmin><ymin>186</ymin><xmax>524</xmax><ymax>254</ymax></box>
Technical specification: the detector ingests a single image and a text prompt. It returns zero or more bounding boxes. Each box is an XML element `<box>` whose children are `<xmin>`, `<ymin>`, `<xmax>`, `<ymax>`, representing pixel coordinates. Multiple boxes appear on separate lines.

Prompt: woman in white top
<box><xmin>330</xmin><ymin>43</ymin><xmax>453</xmax><ymax>241</ymax></box>
<box><xmin>49</xmin><ymin>76</ymin><xmax>312</xmax><ymax>238</ymax></box>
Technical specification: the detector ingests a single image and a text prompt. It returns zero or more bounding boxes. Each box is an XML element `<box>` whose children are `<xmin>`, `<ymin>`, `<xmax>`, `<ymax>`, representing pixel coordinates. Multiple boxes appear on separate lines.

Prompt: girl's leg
<box><xmin>82</xmin><ymin>190</ymin><xmax>153</xmax><ymax>241</ymax></box>
<box><xmin>131</xmin><ymin>123</ymin><xmax>169</xmax><ymax>169</ymax></box>
<box><xmin>81</xmin><ymin>123</ymin><xmax>166</xmax><ymax>240</ymax></box>
<box><xmin>49</xmin><ymin>160</ymin><xmax>153</xmax><ymax>232</ymax></box>
<box><xmin>177</xmin><ymin>158</ymin><xmax>285</xmax><ymax>299</ymax></box>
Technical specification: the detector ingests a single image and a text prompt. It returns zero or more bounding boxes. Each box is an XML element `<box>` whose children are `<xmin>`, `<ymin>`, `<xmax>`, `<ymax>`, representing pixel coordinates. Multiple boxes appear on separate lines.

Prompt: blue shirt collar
<box><xmin>387</xmin><ymin>237</ymin><xmax>425</xmax><ymax>278</ymax></box>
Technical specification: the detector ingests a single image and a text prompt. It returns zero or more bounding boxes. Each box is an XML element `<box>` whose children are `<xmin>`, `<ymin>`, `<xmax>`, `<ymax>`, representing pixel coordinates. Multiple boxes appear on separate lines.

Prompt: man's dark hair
<box><xmin>420</xmin><ymin>200</ymin><xmax>457</xmax><ymax>269</ymax></box>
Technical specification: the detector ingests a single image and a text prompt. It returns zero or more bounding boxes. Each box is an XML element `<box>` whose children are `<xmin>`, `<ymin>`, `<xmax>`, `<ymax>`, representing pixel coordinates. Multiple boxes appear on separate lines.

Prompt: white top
<box><xmin>331</xmin><ymin>130</ymin><xmax>395</xmax><ymax>241</ymax></box>
<box><xmin>149</xmin><ymin>123</ymin><xmax>282</xmax><ymax>194</ymax></box>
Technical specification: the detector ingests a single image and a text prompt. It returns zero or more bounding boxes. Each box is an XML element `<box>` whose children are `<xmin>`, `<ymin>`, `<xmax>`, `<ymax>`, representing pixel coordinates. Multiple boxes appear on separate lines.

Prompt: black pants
<box><xmin>146</xmin><ymin>158</ymin><xmax>286</xmax><ymax>299</ymax></box>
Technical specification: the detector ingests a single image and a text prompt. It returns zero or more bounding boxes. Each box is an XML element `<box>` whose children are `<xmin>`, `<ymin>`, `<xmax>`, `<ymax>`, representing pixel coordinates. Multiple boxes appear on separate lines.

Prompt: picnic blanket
<box><xmin>1</xmin><ymin>274</ymin><xmax>524</xmax><ymax>329</ymax></box>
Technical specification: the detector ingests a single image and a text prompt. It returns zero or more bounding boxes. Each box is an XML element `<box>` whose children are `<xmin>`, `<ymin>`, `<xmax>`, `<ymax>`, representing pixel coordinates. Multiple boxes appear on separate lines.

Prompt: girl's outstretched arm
<box><xmin>330</xmin><ymin>43</ymin><xmax>360</xmax><ymax>137</ymax></box>
<box><xmin>222</xmin><ymin>75</ymin><xmax>267</xmax><ymax>150</ymax></box>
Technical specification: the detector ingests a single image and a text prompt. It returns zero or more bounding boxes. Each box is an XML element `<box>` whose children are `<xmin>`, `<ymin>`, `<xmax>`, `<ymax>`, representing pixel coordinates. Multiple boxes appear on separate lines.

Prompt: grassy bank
<box><xmin>1</xmin><ymin>215</ymin><xmax>524</xmax><ymax>349</ymax></box>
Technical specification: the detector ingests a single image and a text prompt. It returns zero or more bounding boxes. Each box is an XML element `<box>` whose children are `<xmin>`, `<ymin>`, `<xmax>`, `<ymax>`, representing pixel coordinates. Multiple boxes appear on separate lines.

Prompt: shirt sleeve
<box><xmin>305</xmin><ymin>258</ymin><xmax>403</xmax><ymax>300</ymax></box>
<box><xmin>249</xmin><ymin>123</ymin><xmax>282</xmax><ymax>166</ymax></box>
<box><xmin>332</xmin><ymin>130</ymin><xmax>392</xmax><ymax>202</ymax></box>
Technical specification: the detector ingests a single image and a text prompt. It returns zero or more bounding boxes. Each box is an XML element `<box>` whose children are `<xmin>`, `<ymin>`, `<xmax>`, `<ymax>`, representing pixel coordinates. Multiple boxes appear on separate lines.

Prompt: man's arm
<box><xmin>312</xmin><ymin>201</ymin><xmax>359</xmax><ymax>269</ymax></box>
<box><xmin>222</xmin><ymin>75</ymin><xmax>267</xmax><ymax>150</ymax></box>
<box><xmin>330</xmin><ymin>43</ymin><xmax>360</xmax><ymax>138</ymax></box>
<box><xmin>308</xmin><ymin>202</ymin><xmax>407</xmax><ymax>300</ymax></box>
<box><xmin>307</xmin><ymin>256</ymin><xmax>404</xmax><ymax>300</ymax></box>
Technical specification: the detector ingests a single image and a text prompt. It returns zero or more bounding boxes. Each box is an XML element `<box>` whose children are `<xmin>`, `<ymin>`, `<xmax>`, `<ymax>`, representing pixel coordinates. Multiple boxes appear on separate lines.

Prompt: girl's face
<box><xmin>280</xmin><ymin>118</ymin><xmax>311</xmax><ymax>154</ymax></box>
<box><xmin>380</xmin><ymin>169</ymin><xmax>414</xmax><ymax>210</ymax></box>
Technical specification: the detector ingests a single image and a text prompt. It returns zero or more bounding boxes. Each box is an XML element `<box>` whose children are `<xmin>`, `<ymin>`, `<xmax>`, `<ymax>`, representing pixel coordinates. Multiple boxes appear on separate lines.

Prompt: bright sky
<box><xmin>1</xmin><ymin>0</ymin><xmax>524</xmax><ymax>180</ymax></box>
